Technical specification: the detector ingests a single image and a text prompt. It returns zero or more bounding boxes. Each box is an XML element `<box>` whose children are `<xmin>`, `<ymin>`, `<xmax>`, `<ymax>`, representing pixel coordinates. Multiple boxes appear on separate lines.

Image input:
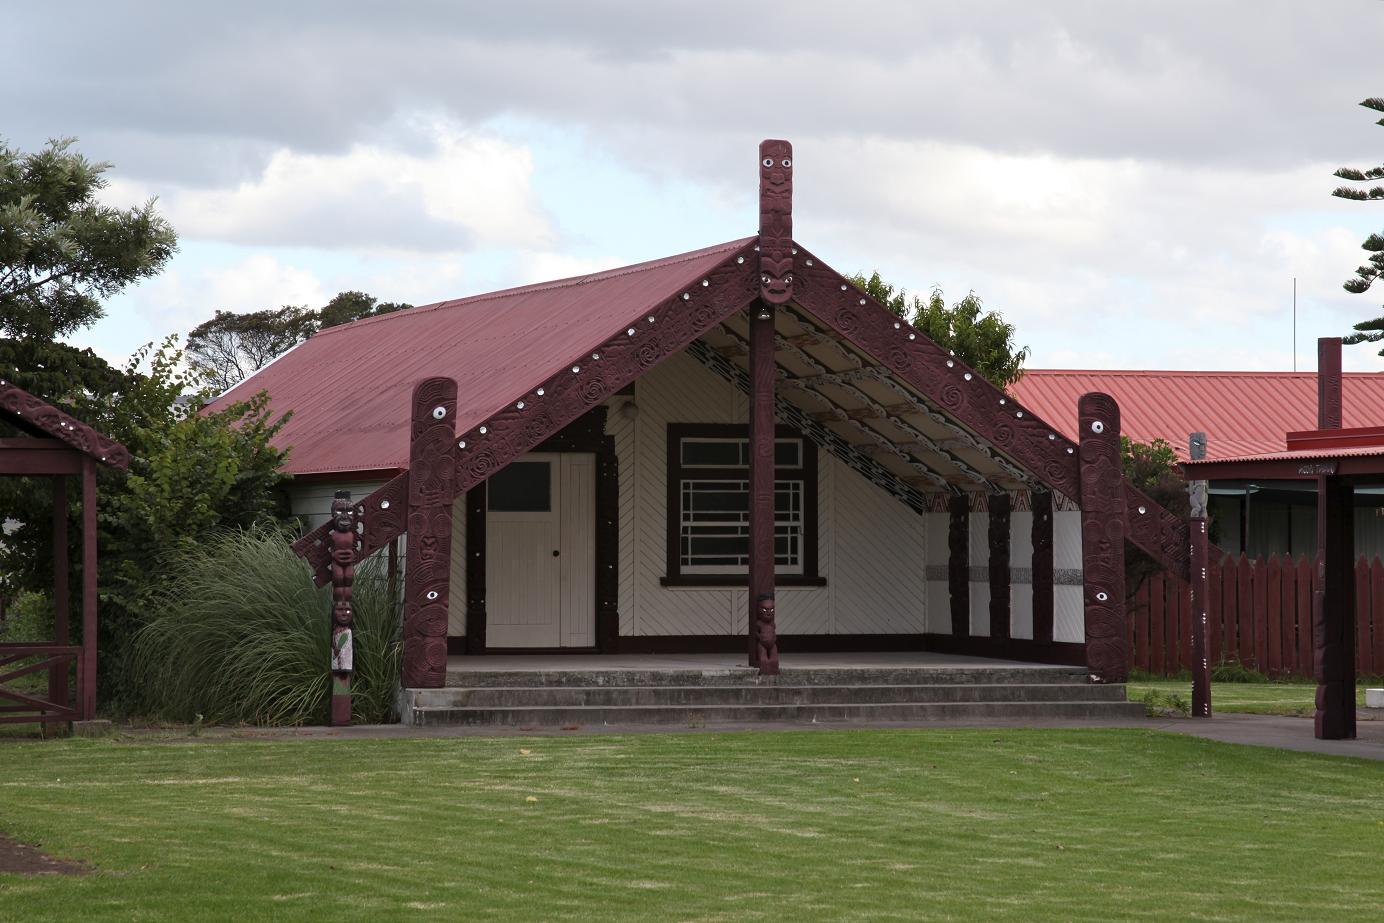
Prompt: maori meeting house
<box><xmin>213</xmin><ymin>139</ymin><xmax>1357</xmax><ymax>736</ymax></box>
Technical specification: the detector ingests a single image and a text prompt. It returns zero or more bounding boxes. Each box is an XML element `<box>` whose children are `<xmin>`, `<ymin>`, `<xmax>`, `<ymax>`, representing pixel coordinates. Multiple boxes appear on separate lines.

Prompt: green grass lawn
<box><xmin>1127</xmin><ymin>680</ymin><xmax>1373</xmax><ymax>716</ymax></box>
<box><xmin>1</xmin><ymin>730</ymin><xmax>1382</xmax><ymax>921</ymax></box>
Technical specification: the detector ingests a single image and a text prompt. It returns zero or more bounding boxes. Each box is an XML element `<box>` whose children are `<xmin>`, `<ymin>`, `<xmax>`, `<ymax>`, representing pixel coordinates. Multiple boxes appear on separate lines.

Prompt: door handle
<box><xmin>552</xmin><ymin>550</ymin><xmax>560</xmax><ymax>557</ymax></box>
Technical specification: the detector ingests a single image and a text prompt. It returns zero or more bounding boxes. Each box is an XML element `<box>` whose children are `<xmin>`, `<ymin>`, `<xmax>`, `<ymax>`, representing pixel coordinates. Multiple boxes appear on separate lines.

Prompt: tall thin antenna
<box><xmin>1292</xmin><ymin>277</ymin><xmax>1297</xmax><ymax>372</ymax></box>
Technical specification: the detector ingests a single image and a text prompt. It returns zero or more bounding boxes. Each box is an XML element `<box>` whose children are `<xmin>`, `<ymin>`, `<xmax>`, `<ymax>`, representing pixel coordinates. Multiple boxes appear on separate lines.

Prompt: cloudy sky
<box><xmin>6</xmin><ymin>1</ymin><xmax>1384</xmax><ymax>372</ymax></box>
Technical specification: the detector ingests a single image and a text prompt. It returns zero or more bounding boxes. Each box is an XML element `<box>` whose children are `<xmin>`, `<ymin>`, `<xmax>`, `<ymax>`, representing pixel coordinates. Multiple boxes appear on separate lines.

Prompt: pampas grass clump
<box><xmin>135</xmin><ymin>525</ymin><xmax>401</xmax><ymax>725</ymax></box>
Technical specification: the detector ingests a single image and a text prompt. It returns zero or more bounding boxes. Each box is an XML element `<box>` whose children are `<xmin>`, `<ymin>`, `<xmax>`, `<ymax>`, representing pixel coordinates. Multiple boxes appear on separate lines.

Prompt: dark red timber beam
<box><xmin>788</xmin><ymin>245</ymin><xmax>1191</xmax><ymax>582</ymax></box>
<box><xmin>293</xmin><ymin>241</ymin><xmax>763</xmax><ymax>583</ymax></box>
<box><xmin>1030</xmin><ymin>491</ymin><xmax>1054</xmax><ymax>646</ymax></box>
<box><xmin>948</xmin><ymin>494</ymin><xmax>969</xmax><ymax>638</ymax></box>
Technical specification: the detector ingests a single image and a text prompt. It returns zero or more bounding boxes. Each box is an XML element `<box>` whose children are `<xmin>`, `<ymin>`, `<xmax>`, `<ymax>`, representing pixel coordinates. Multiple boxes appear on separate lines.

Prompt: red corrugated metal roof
<box><xmin>209</xmin><ymin>238</ymin><xmax>753</xmax><ymax>475</ymax></box>
<box><xmin>1009</xmin><ymin>369</ymin><xmax>1384</xmax><ymax>461</ymax></box>
<box><xmin>1186</xmin><ymin>444</ymin><xmax>1384</xmax><ymax>465</ymax></box>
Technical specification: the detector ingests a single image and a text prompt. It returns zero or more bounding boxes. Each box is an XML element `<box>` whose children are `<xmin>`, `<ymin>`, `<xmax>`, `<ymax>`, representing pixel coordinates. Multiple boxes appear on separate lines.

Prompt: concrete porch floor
<box><xmin>445</xmin><ymin>651</ymin><xmax>1078</xmax><ymax>674</ymax></box>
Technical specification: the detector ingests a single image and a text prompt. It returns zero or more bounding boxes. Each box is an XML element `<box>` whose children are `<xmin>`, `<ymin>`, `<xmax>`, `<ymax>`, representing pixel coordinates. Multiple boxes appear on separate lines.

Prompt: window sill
<box><xmin>659</xmin><ymin>575</ymin><xmax>828</xmax><ymax>588</ymax></box>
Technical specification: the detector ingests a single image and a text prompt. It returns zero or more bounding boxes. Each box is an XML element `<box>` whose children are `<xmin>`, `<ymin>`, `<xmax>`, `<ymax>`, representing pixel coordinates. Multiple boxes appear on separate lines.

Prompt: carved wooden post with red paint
<box><xmin>1076</xmin><ymin>393</ymin><xmax>1128</xmax><ymax>683</ymax></box>
<box><xmin>402</xmin><ymin>378</ymin><xmax>457</xmax><ymax>689</ymax></box>
<box><xmin>1187</xmin><ymin>432</ymin><xmax>1211</xmax><ymax>717</ymax></box>
<box><xmin>328</xmin><ymin>490</ymin><xmax>357</xmax><ymax>726</ymax></box>
<box><xmin>749</xmin><ymin>138</ymin><xmax>792</xmax><ymax>675</ymax></box>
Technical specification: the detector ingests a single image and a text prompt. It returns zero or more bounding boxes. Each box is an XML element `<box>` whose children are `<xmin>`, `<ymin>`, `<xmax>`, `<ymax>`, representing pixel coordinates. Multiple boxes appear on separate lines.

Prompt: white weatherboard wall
<box><xmin>968</xmin><ymin>510</ymin><xmax>990</xmax><ymax>637</ymax></box>
<box><xmin>616</xmin><ymin>349</ymin><xmax>928</xmax><ymax>637</ymax></box>
<box><xmin>1054</xmin><ymin>509</ymin><xmax>1084</xmax><ymax>643</ymax></box>
<box><xmin>288</xmin><ymin>480</ymin><xmax>388</xmax><ymax>532</ymax></box>
<box><xmin>925</xmin><ymin>512</ymin><xmax>951</xmax><ymax>634</ymax></box>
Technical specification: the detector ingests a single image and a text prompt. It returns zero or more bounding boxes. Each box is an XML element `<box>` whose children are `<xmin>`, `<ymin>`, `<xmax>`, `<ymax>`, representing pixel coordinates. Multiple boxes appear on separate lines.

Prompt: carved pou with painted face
<box><xmin>759</xmin><ymin>139</ymin><xmax>793</xmax><ymax>305</ymax></box>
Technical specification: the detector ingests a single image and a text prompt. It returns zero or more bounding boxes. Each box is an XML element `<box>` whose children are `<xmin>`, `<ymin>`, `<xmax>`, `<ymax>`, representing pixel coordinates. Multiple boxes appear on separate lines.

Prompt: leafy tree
<box><xmin>848</xmin><ymin>272</ymin><xmax>1029</xmax><ymax>387</ymax></box>
<box><xmin>1121</xmin><ymin>436</ymin><xmax>1191</xmax><ymax>599</ymax></box>
<box><xmin>317</xmin><ymin>290</ymin><xmax>412</xmax><ymax>330</ymax></box>
<box><xmin>186</xmin><ymin>306</ymin><xmax>316</xmax><ymax>392</ymax></box>
<box><xmin>1</xmin><ymin>138</ymin><xmax>176</xmax><ymax>341</ymax></box>
<box><xmin>1332</xmin><ymin>98</ymin><xmax>1384</xmax><ymax>355</ymax></box>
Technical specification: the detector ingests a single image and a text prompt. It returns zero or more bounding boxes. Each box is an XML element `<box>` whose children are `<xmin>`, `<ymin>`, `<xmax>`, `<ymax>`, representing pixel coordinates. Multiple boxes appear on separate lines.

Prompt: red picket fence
<box><xmin>1130</xmin><ymin>553</ymin><xmax>1384</xmax><ymax>678</ymax></box>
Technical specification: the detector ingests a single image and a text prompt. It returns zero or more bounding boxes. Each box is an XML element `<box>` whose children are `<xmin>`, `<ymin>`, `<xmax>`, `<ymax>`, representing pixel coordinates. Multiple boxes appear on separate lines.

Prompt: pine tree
<box><xmin>1333</xmin><ymin>98</ymin><xmax>1384</xmax><ymax>355</ymax></box>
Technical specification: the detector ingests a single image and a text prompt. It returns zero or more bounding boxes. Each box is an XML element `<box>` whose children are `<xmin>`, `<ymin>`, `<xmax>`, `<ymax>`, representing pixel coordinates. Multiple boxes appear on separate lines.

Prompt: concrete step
<box><xmin>404</xmin><ymin>699</ymin><xmax>1148</xmax><ymax>727</ymax></box>
<box><xmin>410</xmin><ymin>682</ymin><xmax>1128</xmax><ymax>709</ymax></box>
<box><xmin>442</xmin><ymin>666</ymin><xmax>1088</xmax><ymax>689</ymax></box>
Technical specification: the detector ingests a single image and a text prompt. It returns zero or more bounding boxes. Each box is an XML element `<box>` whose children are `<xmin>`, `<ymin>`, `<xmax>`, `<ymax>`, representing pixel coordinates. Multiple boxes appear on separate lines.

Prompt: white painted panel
<box><xmin>1054</xmin><ymin>586</ymin><xmax>1084</xmax><ymax>643</ymax></box>
<box><xmin>970</xmin><ymin>580</ymin><xmax>991</xmax><ymax>637</ymax></box>
<box><xmin>1010</xmin><ymin>512</ymin><xmax>1034</xmax><ymax>568</ymax></box>
<box><xmin>927</xmin><ymin>581</ymin><xmax>951</xmax><ymax>634</ymax></box>
<box><xmin>1011</xmin><ymin>583</ymin><xmax>1034</xmax><ymax>640</ymax></box>
<box><xmin>561</xmin><ymin>454</ymin><xmax>596</xmax><ymax>647</ymax></box>
<box><xmin>968</xmin><ymin>512</ymin><xmax>990</xmax><ymax>568</ymax></box>
<box><xmin>831</xmin><ymin>454</ymin><xmax>927</xmax><ymax>634</ymax></box>
<box><xmin>448</xmin><ymin>494</ymin><xmax>467</xmax><ymax>637</ymax></box>
<box><xmin>1054</xmin><ymin>510</ymin><xmax>1083</xmax><ymax>570</ymax></box>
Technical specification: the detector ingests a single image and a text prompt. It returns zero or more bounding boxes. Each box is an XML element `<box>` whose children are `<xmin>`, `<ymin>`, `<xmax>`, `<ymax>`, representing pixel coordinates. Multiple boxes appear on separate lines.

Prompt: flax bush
<box><xmin>134</xmin><ymin>525</ymin><xmax>400</xmax><ymax>725</ymax></box>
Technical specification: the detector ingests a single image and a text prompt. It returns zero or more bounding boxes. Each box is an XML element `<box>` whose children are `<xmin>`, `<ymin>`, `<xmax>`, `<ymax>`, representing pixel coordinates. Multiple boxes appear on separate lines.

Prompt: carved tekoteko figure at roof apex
<box><xmin>759</xmin><ymin>139</ymin><xmax>793</xmax><ymax>305</ymax></box>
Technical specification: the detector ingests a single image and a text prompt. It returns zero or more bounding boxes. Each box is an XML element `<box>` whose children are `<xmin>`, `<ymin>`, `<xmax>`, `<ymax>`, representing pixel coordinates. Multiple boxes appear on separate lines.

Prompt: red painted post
<box><xmin>747</xmin><ymin>308</ymin><xmax>778</xmax><ymax>675</ymax></box>
<box><xmin>1076</xmin><ymin>392</ymin><xmax>1128</xmax><ymax>683</ymax></box>
<box><xmin>988</xmin><ymin>493</ymin><xmax>1011</xmax><ymax>644</ymax></box>
<box><xmin>328</xmin><ymin>490</ymin><xmax>357</xmax><ymax>726</ymax></box>
<box><xmin>948</xmin><ymin>494</ymin><xmax>970</xmax><ymax>638</ymax></box>
<box><xmin>1031</xmin><ymin>491</ymin><xmax>1054</xmax><ymax>645</ymax></box>
<box><xmin>48</xmin><ymin>477</ymin><xmax>69</xmax><ymax>729</ymax></box>
<box><xmin>401</xmin><ymin>377</ymin><xmax>457</xmax><ymax>689</ymax></box>
<box><xmin>1189</xmin><ymin>517</ymin><xmax>1211</xmax><ymax>716</ymax></box>
<box><xmin>1315</xmin><ymin>477</ymin><xmax>1356</xmax><ymax>740</ymax></box>
<box><xmin>80</xmin><ymin>456</ymin><xmax>96</xmax><ymax>721</ymax></box>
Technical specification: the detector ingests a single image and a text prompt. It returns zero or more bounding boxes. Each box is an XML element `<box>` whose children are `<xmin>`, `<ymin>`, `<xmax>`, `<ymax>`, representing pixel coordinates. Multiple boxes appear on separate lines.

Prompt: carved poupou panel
<box><xmin>1077</xmin><ymin>392</ymin><xmax>1128</xmax><ymax>683</ymax></box>
<box><xmin>759</xmin><ymin>139</ymin><xmax>793</xmax><ymax>305</ymax></box>
<box><xmin>402</xmin><ymin>377</ymin><xmax>457</xmax><ymax>688</ymax></box>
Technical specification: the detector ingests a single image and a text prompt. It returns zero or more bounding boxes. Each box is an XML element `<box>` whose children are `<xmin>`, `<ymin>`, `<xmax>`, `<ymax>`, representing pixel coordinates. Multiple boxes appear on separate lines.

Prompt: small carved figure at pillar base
<box><xmin>755</xmin><ymin>594</ymin><xmax>779</xmax><ymax>676</ymax></box>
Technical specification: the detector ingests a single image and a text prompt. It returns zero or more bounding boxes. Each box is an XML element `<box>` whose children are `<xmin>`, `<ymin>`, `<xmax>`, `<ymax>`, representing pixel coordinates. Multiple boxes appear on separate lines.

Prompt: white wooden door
<box><xmin>485</xmin><ymin>453</ymin><xmax>595</xmax><ymax>648</ymax></box>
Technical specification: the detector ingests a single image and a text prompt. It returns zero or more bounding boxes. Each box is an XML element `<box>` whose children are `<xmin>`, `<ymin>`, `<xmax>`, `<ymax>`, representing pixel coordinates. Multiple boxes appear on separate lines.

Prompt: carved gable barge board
<box><xmin>0</xmin><ymin>383</ymin><xmax>130</xmax><ymax>469</ymax></box>
<box><xmin>294</xmin><ymin>241</ymin><xmax>762</xmax><ymax>582</ymax></box>
<box><xmin>789</xmin><ymin>243</ymin><xmax>1193</xmax><ymax>580</ymax></box>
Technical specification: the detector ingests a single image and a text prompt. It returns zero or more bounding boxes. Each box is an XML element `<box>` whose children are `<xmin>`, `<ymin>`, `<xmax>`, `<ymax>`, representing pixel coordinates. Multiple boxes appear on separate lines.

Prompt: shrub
<box><xmin>0</xmin><ymin>591</ymin><xmax>53</xmax><ymax>643</ymax></box>
<box><xmin>134</xmin><ymin>525</ymin><xmax>400</xmax><ymax>725</ymax></box>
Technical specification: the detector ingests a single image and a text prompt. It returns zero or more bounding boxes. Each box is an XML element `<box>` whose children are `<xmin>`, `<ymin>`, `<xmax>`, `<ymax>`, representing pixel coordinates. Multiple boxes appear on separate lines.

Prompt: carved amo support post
<box><xmin>1077</xmin><ymin>393</ymin><xmax>1128</xmax><ymax>683</ymax></box>
<box><xmin>329</xmin><ymin>490</ymin><xmax>358</xmax><ymax>727</ymax></box>
<box><xmin>1187</xmin><ymin>431</ymin><xmax>1211</xmax><ymax>717</ymax></box>
<box><xmin>402</xmin><ymin>377</ymin><xmax>458</xmax><ymax>689</ymax></box>
<box><xmin>948</xmin><ymin>494</ymin><xmax>970</xmax><ymax>637</ymax></box>
<box><xmin>750</xmin><ymin>138</ymin><xmax>792</xmax><ymax>675</ymax></box>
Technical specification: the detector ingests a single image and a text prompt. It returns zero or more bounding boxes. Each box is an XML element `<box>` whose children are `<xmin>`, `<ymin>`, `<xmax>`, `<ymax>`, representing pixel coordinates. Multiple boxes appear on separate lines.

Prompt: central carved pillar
<box><xmin>748</xmin><ymin>306</ymin><xmax>778</xmax><ymax>674</ymax></box>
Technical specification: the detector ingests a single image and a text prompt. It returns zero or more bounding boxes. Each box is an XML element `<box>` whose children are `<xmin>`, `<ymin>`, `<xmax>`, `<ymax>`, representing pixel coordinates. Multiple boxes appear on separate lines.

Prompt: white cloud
<box><xmin>110</xmin><ymin>126</ymin><xmax>553</xmax><ymax>253</ymax></box>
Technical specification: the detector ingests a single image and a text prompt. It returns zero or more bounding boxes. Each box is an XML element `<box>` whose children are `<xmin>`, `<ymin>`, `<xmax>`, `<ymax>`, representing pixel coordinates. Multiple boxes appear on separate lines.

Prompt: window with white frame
<box><xmin>664</xmin><ymin>424</ymin><xmax>819</xmax><ymax>584</ymax></box>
